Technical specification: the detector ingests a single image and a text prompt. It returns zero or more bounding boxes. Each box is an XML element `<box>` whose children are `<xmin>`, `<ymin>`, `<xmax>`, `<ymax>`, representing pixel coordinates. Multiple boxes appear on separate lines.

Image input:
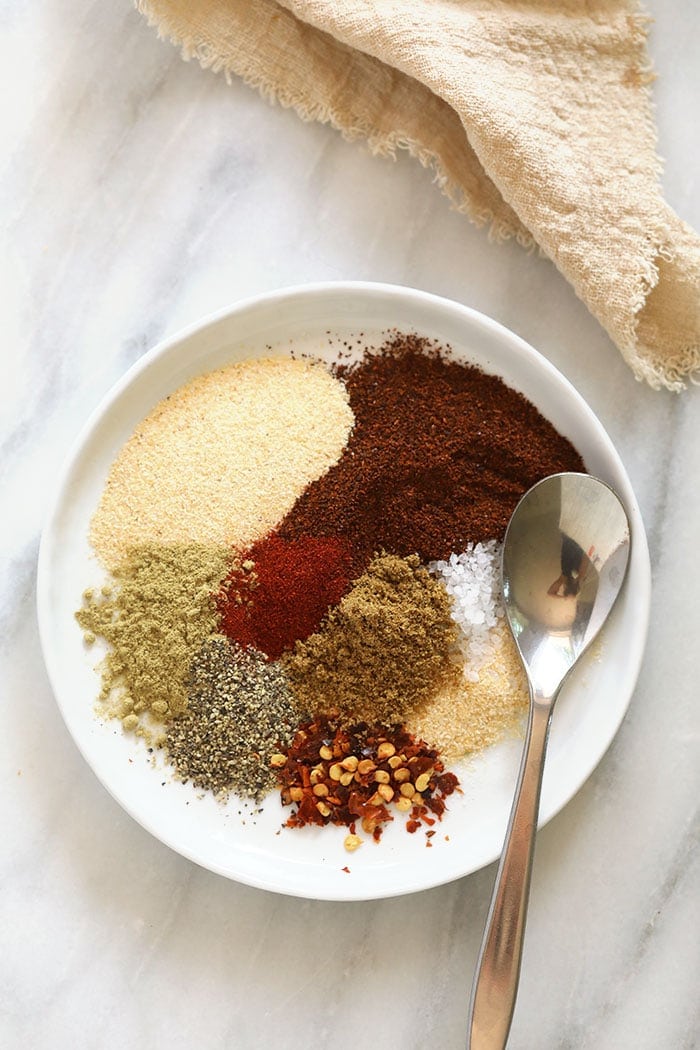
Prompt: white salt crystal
<box><xmin>428</xmin><ymin>539</ymin><xmax>504</xmax><ymax>680</ymax></box>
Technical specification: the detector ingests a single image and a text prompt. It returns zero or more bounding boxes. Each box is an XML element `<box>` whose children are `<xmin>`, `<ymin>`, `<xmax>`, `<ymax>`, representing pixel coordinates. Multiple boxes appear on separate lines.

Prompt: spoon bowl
<box><xmin>467</xmin><ymin>472</ymin><xmax>631</xmax><ymax>1049</ymax></box>
<box><xmin>503</xmin><ymin>472</ymin><xmax>631</xmax><ymax>698</ymax></box>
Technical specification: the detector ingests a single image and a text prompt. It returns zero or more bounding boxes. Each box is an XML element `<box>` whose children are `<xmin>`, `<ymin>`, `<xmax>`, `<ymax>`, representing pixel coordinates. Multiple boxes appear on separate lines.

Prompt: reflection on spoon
<box><xmin>467</xmin><ymin>473</ymin><xmax>631</xmax><ymax>1049</ymax></box>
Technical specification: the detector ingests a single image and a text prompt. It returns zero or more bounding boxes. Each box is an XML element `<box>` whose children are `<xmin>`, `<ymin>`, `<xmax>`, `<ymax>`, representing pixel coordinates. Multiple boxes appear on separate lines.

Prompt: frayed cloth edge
<box><xmin>135</xmin><ymin>0</ymin><xmax>697</xmax><ymax>390</ymax></box>
<box><xmin>134</xmin><ymin>0</ymin><xmax>536</xmax><ymax>249</ymax></box>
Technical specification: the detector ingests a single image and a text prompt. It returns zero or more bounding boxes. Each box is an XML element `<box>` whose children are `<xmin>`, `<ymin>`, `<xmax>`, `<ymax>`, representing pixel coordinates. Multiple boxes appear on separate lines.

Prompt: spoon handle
<box><xmin>467</xmin><ymin>695</ymin><xmax>554</xmax><ymax>1050</ymax></box>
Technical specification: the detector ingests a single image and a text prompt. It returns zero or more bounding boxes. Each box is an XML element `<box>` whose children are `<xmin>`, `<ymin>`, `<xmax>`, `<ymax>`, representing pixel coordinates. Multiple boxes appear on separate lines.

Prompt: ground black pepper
<box><xmin>165</xmin><ymin>635</ymin><xmax>302</xmax><ymax>800</ymax></box>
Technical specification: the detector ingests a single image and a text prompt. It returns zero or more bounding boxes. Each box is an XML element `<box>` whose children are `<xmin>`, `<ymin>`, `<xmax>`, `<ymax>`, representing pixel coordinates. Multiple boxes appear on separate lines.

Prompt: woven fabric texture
<box><xmin>137</xmin><ymin>0</ymin><xmax>700</xmax><ymax>389</ymax></box>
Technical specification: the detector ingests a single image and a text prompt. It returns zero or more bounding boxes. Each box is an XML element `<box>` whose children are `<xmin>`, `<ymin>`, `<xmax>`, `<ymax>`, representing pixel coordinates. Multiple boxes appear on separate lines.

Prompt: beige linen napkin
<box><xmin>136</xmin><ymin>0</ymin><xmax>700</xmax><ymax>390</ymax></box>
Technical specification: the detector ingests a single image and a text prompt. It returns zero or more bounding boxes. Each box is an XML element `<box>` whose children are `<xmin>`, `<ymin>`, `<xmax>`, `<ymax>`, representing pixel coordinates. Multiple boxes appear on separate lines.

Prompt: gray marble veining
<box><xmin>2</xmin><ymin>3</ymin><xmax>698</xmax><ymax>1048</ymax></box>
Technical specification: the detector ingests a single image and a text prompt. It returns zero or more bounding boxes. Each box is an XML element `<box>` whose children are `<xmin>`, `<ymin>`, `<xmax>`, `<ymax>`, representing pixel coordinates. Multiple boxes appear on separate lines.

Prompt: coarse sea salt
<box><xmin>428</xmin><ymin>540</ymin><xmax>504</xmax><ymax>682</ymax></box>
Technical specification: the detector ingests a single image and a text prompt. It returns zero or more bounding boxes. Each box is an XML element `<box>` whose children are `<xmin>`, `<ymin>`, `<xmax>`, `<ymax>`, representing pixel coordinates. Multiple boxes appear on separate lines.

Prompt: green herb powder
<box><xmin>76</xmin><ymin>544</ymin><xmax>232</xmax><ymax>733</ymax></box>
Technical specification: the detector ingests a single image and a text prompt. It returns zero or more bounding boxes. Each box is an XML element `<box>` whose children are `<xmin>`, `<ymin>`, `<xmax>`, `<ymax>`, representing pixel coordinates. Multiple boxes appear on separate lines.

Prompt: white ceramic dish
<box><xmin>37</xmin><ymin>282</ymin><xmax>650</xmax><ymax>901</ymax></box>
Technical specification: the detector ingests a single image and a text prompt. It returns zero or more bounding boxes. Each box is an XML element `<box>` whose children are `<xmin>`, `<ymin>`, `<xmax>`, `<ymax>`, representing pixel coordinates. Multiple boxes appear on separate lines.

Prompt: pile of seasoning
<box><xmin>165</xmin><ymin>636</ymin><xmax>302</xmax><ymax>800</ymax></box>
<box><xmin>89</xmin><ymin>356</ymin><xmax>354</xmax><ymax>567</ymax></box>
<box><xmin>406</xmin><ymin>625</ymin><xmax>529</xmax><ymax>760</ymax></box>
<box><xmin>429</xmin><ymin>540</ymin><xmax>505</xmax><ymax>681</ymax></box>
<box><xmin>282</xmin><ymin>552</ymin><xmax>459</xmax><ymax>725</ymax></box>
<box><xmin>75</xmin><ymin>543</ymin><xmax>232</xmax><ymax>733</ymax></box>
<box><xmin>278</xmin><ymin>332</ymin><xmax>583</xmax><ymax>572</ymax></box>
<box><xmin>217</xmin><ymin>533</ymin><xmax>354</xmax><ymax>659</ymax></box>
<box><xmin>77</xmin><ymin>334</ymin><xmax>584</xmax><ymax>849</ymax></box>
<box><xmin>273</xmin><ymin>716</ymin><xmax>460</xmax><ymax>847</ymax></box>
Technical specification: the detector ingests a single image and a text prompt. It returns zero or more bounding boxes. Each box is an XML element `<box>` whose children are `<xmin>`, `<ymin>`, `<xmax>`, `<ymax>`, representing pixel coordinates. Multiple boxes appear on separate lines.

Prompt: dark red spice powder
<box><xmin>278</xmin><ymin>334</ymin><xmax>584</xmax><ymax>574</ymax></box>
<box><xmin>217</xmin><ymin>532</ymin><xmax>353</xmax><ymax>660</ymax></box>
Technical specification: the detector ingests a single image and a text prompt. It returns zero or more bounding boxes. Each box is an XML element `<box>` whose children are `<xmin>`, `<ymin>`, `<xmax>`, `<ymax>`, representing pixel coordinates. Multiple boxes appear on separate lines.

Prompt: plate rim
<box><xmin>36</xmin><ymin>280</ymin><xmax>651</xmax><ymax>900</ymax></box>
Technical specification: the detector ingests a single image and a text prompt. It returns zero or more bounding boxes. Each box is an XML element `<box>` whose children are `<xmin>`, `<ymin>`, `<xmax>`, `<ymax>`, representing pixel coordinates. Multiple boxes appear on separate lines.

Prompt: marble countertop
<box><xmin>2</xmin><ymin>3</ymin><xmax>698</xmax><ymax>1048</ymax></box>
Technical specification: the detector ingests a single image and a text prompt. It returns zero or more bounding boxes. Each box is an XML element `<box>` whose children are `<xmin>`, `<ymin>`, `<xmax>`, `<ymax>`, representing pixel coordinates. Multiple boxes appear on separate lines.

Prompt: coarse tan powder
<box><xmin>283</xmin><ymin>552</ymin><xmax>461</xmax><ymax>725</ymax></box>
<box><xmin>75</xmin><ymin>544</ymin><xmax>232</xmax><ymax>734</ymax></box>
<box><xmin>405</xmin><ymin>623</ymin><xmax>529</xmax><ymax>760</ymax></box>
<box><xmin>90</xmin><ymin>357</ymin><xmax>354</xmax><ymax>569</ymax></box>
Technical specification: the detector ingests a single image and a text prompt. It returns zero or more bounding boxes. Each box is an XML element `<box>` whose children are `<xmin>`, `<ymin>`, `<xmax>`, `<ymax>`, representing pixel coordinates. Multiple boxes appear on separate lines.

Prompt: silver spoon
<box><xmin>467</xmin><ymin>472</ymin><xmax>631</xmax><ymax>1049</ymax></box>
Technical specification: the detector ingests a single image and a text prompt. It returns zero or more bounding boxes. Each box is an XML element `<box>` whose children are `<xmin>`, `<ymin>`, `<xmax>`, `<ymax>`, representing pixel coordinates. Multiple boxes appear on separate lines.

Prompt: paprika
<box><xmin>217</xmin><ymin>532</ymin><xmax>353</xmax><ymax>659</ymax></box>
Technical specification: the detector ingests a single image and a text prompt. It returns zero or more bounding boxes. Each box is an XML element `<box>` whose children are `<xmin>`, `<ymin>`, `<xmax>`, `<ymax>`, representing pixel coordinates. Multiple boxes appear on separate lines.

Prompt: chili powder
<box><xmin>278</xmin><ymin>334</ymin><xmax>584</xmax><ymax>573</ymax></box>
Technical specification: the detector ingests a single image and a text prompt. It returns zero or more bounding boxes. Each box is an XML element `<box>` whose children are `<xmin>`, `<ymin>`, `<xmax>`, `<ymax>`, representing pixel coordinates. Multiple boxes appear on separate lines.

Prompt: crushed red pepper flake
<box><xmin>273</xmin><ymin>715</ymin><xmax>460</xmax><ymax>845</ymax></box>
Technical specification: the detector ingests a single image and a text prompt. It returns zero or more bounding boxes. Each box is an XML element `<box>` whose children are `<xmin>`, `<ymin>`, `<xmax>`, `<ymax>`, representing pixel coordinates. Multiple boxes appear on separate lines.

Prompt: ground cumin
<box><xmin>282</xmin><ymin>552</ymin><xmax>460</xmax><ymax>724</ymax></box>
<box><xmin>76</xmin><ymin>544</ymin><xmax>231</xmax><ymax>733</ymax></box>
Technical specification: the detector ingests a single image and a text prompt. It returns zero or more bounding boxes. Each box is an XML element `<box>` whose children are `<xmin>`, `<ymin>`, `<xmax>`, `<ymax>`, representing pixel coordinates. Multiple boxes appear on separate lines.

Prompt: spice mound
<box><xmin>165</xmin><ymin>636</ymin><xmax>302</xmax><ymax>800</ymax></box>
<box><xmin>273</xmin><ymin>716</ymin><xmax>460</xmax><ymax>847</ymax></box>
<box><xmin>217</xmin><ymin>532</ymin><xmax>353</xmax><ymax>659</ymax></box>
<box><xmin>278</xmin><ymin>333</ymin><xmax>584</xmax><ymax>574</ymax></box>
<box><xmin>283</xmin><ymin>552</ymin><xmax>460</xmax><ymax>725</ymax></box>
<box><xmin>89</xmin><ymin>356</ymin><xmax>354</xmax><ymax>567</ymax></box>
<box><xmin>76</xmin><ymin>544</ymin><xmax>231</xmax><ymax>733</ymax></box>
<box><xmin>76</xmin><ymin>335</ymin><xmax>585</xmax><ymax>849</ymax></box>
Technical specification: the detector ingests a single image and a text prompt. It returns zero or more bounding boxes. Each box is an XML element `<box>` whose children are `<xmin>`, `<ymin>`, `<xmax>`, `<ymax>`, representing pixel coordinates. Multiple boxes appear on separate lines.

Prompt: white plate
<box><xmin>37</xmin><ymin>282</ymin><xmax>650</xmax><ymax>901</ymax></box>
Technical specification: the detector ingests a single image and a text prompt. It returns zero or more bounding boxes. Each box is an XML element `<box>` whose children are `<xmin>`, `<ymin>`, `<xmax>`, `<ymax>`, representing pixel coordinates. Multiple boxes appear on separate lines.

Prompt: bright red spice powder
<box><xmin>217</xmin><ymin>533</ymin><xmax>353</xmax><ymax>660</ymax></box>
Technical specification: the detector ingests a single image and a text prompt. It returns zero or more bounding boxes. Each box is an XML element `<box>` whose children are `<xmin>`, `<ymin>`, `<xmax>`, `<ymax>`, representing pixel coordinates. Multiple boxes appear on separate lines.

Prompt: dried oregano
<box><xmin>76</xmin><ymin>544</ymin><xmax>232</xmax><ymax>733</ymax></box>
